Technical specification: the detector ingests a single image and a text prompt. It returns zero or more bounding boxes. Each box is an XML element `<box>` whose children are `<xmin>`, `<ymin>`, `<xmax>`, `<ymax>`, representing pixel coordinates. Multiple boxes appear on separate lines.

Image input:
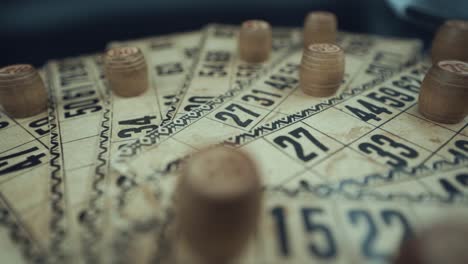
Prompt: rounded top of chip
<box><xmin>0</xmin><ymin>64</ymin><xmax>34</xmax><ymax>76</ymax></box>
<box><xmin>306</xmin><ymin>11</ymin><xmax>336</xmax><ymax>21</ymax></box>
<box><xmin>307</xmin><ymin>43</ymin><xmax>341</xmax><ymax>53</ymax></box>
<box><xmin>105</xmin><ymin>46</ymin><xmax>146</xmax><ymax>71</ymax></box>
<box><xmin>438</xmin><ymin>60</ymin><xmax>468</xmax><ymax>76</ymax></box>
<box><xmin>106</xmin><ymin>46</ymin><xmax>140</xmax><ymax>58</ymax></box>
<box><xmin>241</xmin><ymin>20</ymin><xmax>271</xmax><ymax>32</ymax></box>
<box><xmin>181</xmin><ymin>146</ymin><xmax>260</xmax><ymax>202</ymax></box>
<box><xmin>0</xmin><ymin>64</ymin><xmax>38</xmax><ymax>88</ymax></box>
<box><xmin>446</xmin><ymin>20</ymin><xmax>468</xmax><ymax>30</ymax></box>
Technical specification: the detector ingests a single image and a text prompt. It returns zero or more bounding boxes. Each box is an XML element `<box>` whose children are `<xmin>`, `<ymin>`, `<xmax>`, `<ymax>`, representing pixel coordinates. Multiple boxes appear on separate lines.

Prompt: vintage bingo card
<box><xmin>46</xmin><ymin>55</ymin><xmax>109</xmax><ymax>262</ymax></box>
<box><xmin>110</xmin><ymin>33</ymin><xmax>422</xmax><ymax>179</ymax></box>
<box><xmin>103</xmin><ymin>160</ymin><xmax>468</xmax><ymax>264</ymax></box>
<box><xmin>0</xmin><ymin>69</ymin><xmax>50</xmax><ymax>261</ymax></box>
<box><xmin>78</xmin><ymin>26</ymin><xmax>300</xmax><ymax>263</ymax></box>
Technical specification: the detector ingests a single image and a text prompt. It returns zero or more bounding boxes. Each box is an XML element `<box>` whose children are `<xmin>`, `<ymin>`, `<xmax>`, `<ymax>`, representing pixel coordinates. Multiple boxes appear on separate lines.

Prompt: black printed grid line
<box><xmin>203</xmin><ymin>51</ymin><xmax>323</xmax><ymax>132</ymax></box>
<box><xmin>175</xmin><ymin>31</ymin><xmax>299</xmax><ymax>122</ymax></box>
<box><xmin>257</xmin><ymin>117</ymin><xmax>387</xmax><ymax>186</ymax></box>
<box><xmin>227</xmin><ymin>49</ymin><xmax>372</xmax><ymax>129</ymax></box>
<box><xmin>207</xmin><ymin>62</ymin><xmax>302</xmax><ymax>132</ymax></box>
<box><xmin>260</xmin><ymin>130</ymin><xmax>346</xmax><ymax>184</ymax></box>
<box><xmin>170</xmin><ymin>136</ymin><xmax>203</xmax><ymax>151</ymax></box>
<box><xmin>145</xmin><ymin>44</ymin><xmax>171</xmax><ymax>123</ymax></box>
<box><xmin>0</xmin><ymin>138</ymin><xmax>45</xmax><ymax>156</ymax></box>
<box><xmin>2</xmin><ymin>113</ymin><xmax>48</xmax><ymax>150</ymax></box>
<box><xmin>250</xmin><ymin>92</ymin><xmax>449</xmax><ymax>190</ymax></box>
<box><xmin>228</xmin><ymin>65</ymin><xmax>420</xmax><ymax>148</ymax></box>
<box><xmin>115</xmin><ymin>49</ymin><xmax>294</xmax><ymax>167</ymax></box>
<box><xmin>113</xmin><ymin>39</ymin><xmax>410</xmax><ymax>170</ymax></box>
<box><xmin>419</xmin><ymin>123</ymin><xmax>468</xmax><ymax>165</ymax></box>
<box><xmin>52</xmin><ymin>61</ymin><xmax>74</xmax><ymax>242</ymax></box>
<box><xmin>330</xmin><ymin>103</ymin><xmax>450</xmax><ymax>164</ymax></box>
<box><xmin>170</xmin><ymin>28</ymin><xmax>215</xmax><ymax>118</ymax></box>
<box><xmin>233</xmin><ymin>66</ymin><xmax>423</xmax><ymax>156</ymax></box>
<box><xmin>275</xmin><ymin>93</ymin><xmax>465</xmax><ymax>192</ymax></box>
<box><xmin>48</xmin><ymin>58</ymin><xmax>109</xmax><ymax>258</ymax></box>
<box><xmin>113</xmin><ymin>34</ymin><xmax>302</xmax><ymax>164</ymax></box>
<box><xmin>403</xmin><ymin>108</ymin><xmax>468</xmax><ymax>136</ymax></box>
<box><xmin>328</xmin><ymin>99</ymin><xmax>450</xmax><ymax>167</ymax></box>
<box><xmin>0</xmin><ymin>192</ymin><xmax>45</xmax><ymax>256</ymax></box>
<box><xmin>328</xmin><ymin>83</ymin><xmax>467</xmax><ymax>164</ymax></box>
<box><xmin>176</xmin><ymin>52</ymin><xmax>240</xmax><ymax>117</ymax></box>
<box><xmin>0</xmin><ymin>162</ymin><xmax>48</xmax><ymax>185</ymax></box>
<box><xmin>159</xmin><ymin>30</ymin><xmax>209</xmax><ymax>125</ymax></box>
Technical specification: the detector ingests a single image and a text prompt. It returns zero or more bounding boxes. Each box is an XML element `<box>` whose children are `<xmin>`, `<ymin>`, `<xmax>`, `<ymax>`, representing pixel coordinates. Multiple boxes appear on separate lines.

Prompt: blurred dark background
<box><xmin>1</xmin><ymin>0</ymin><xmax>468</xmax><ymax>68</ymax></box>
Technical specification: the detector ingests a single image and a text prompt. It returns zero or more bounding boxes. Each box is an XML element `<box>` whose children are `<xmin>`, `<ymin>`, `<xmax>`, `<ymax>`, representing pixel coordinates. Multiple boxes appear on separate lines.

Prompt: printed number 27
<box><xmin>214</xmin><ymin>103</ymin><xmax>260</xmax><ymax>128</ymax></box>
<box><xmin>273</xmin><ymin>127</ymin><xmax>329</xmax><ymax>162</ymax></box>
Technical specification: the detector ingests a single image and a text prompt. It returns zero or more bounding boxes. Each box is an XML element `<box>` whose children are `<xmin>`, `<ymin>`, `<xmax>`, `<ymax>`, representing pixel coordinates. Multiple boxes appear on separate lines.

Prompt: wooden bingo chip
<box><xmin>175</xmin><ymin>146</ymin><xmax>262</xmax><ymax>263</ymax></box>
<box><xmin>418</xmin><ymin>60</ymin><xmax>468</xmax><ymax>124</ymax></box>
<box><xmin>0</xmin><ymin>64</ymin><xmax>47</xmax><ymax>118</ymax></box>
<box><xmin>303</xmin><ymin>11</ymin><xmax>337</xmax><ymax>47</ymax></box>
<box><xmin>238</xmin><ymin>20</ymin><xmax>272</xmax><ymax>63</ymax></box>
<box><xmin>431</xmin><ymin>20</ymin><xmax>468</xmax><ymax>63</ymax></box>
<box><xmin>104</xmin><ymin>46</ymin><xmax>148</xmax><ymax>97</ymax></box>
<box><xmin>300</xmin><ymin>43</ymin><xmax>345</xmax><ymax>97</ymax></box>
<box><xmin>394</xmin><ymin>221</ymin><xmax>468</xmax><ymax>264</ymax></box>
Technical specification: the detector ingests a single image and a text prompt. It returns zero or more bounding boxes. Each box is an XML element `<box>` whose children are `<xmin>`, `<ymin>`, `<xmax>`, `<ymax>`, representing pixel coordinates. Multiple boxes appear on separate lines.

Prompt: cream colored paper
<box><xmin>75</xmin><ymin>31</ymin><xmax>204</xmax><ymax>263</ymax></box>
<box><xmin>165</xmin><ymin>24</ymin><xmax>301</xmax><ymax>121</ymax></box>
<box><xmin>108</xmin><ymin>161</ymin><xmax>468</xmax><ymax>264</ymax></box>
<box><xmin>0</xmin><ymin>193</ymin><xmax>45</xmax><ymax>263</ymax></box>
<box><xmin>111</xmin><ymin>34</ymin><xmax>423</xmax><ymax>181</ymax></box>
<box><xmin>108</xmin><ymin>31</ymin><xmax>201</xmax><ymax>128</ymax></box>
<box><xmin>0</xmin><ymin>70</ymin><xmax>50</xmax><ymax>259</ymax></box>
<box><xmin>93</xmin><ymin>25</ymin><xmax>301</xmax><ymax>264</ymax></box>
<box><xmin>46</xmin><ymin>55</ymin><xmax>108</xmax><ymax>262</ymax></box>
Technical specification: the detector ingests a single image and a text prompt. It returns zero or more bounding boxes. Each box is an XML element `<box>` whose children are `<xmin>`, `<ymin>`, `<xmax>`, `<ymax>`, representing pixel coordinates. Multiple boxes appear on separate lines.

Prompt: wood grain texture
<box><xmin>104</xmin><ymin>46</ymin><xmax>148</xmax><ymax>97</ymax></box>
<box><xmin>299</xmin><ymin>43</ymin><xmax>345</xmax><ymax>97</ymax></box>
<box><xmin>418</xmin><ymin>60</ymin><xmax>468</xmax><ymax>124</ymax></box>
<box><xmin>238</xmin><ymin>20</ymin><xmax>272</xmax><ymax>63</ymax></box>
<box><xmin>394</xmin><ymin>220</ymin><xmax>468</xmax><ymax>264</ymax></box>
<box><xmin>431</xmin><ymin>20</ymin><xmax>468</xmax><ymax>63</ymax></box>
<box><xmin>175</xmin><ymin>146</ymin><xmax>261</xmax><ymax>263</ymax></box>
<box><xmin>303</xmin><ymin>11</ymin><xmax>337</xmax><ymax>48</ymax></box>
<box><xmin>0</xmin><ymin>64</ymin><xmax>47</xmax><ymax>118</ymax></box>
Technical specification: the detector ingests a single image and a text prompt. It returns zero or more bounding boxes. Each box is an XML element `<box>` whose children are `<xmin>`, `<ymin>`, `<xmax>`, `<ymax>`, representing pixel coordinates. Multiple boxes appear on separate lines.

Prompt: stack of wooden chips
<box><xmin>0</xmin><ymin>64</ymin><xmax>47</xmax><ymax>118</ymax></box>
<box><xmin>238</xmin><ymin>20</ymin><xmax>272</xmax><ymax>63</ymax></box>
<box><xmin>175</xmin><ymin>146</ymin><xmax>261</xmax><ymax>263</ymax></box>
<box><xmin>303</xmin><ymin>11</ymin><xmax>338</xmax><ymax>47</ymax></box>
<box><xmin>418</xmin><ymin>60</ymin><xmax>468</xmax><ymax>124</ymax></box>
<box><xmin>431</xmin><ymin>20</ymin><xmax>468</xmax><ymax>63</ymax></box>
<box><xmin>104</xmin><ymin>46</ymin><xmax>148</xmax><ymax>97</ymax></box>
<box><xmin>300</xmin><ymin>43</ymin><xmax>345</xmax><ymax>97</ymax></box>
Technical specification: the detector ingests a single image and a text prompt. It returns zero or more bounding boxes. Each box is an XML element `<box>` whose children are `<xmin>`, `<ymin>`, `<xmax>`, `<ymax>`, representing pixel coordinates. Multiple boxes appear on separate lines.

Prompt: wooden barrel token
<box><xmin>238</xmin><ymin>20</ymin><xmax>272</xmax><ymax>63</ymax></box>
<box><xmin>175</xmin><ymin>146</ymin><xmax>262</xmax><ymax>263</ymax></box>
<box><xmin>300</xmin><ymin>43</ymin><xmax>345</xmax><ymax>97</ymax></box>
<box><xmin>104</xmin><ymin>46</ymin><xmax>148</xmax><ymax>97</ymax></box>
<box><xmin>0</xmin><ymin>64</ymin><xmax>47</xmax><ymax>118</ymax></box>
<box><xmin>303</xmin><ymin>11</ymin><xmax>338</xmax><ymax>48</ymax></box>
<box><xmin>394</xmin><ymin>221</ymin><xmax>468</xmax><ymax>264</ymax></box>
<box><xmin>431</xmin><ymin>20</ymin><xmax>468</xmax><ymax>63</ymax></box>
<box><xmin>418</xmin><ymin>60</ymin><xmax>468</xmax><ymax>124</ymax></box>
